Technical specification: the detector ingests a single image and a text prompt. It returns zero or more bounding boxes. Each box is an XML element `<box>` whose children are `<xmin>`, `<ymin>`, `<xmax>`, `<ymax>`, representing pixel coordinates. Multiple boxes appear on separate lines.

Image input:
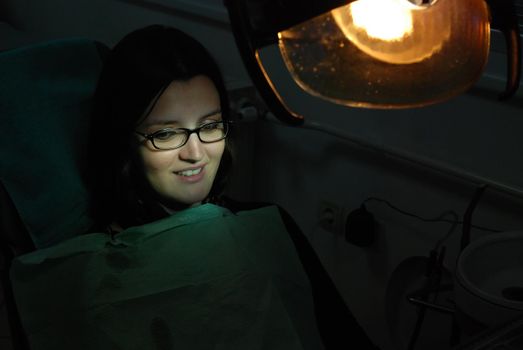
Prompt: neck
<box><xmin>158</xmin><ymin>201</ymin><xmax>202</xmax><ymax>215</ymax></box>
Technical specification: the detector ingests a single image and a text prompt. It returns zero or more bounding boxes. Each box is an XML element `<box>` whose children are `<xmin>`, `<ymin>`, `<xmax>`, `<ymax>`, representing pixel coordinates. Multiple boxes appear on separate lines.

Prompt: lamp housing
<box><xmin>225</xmin><ymin>0</ymin><xmax>521</xmax><ymax>124</ymax></box>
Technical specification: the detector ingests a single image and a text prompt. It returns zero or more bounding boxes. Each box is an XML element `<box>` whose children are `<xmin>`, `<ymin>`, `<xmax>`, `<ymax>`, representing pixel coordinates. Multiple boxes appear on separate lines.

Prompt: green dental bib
<box><xmin>11</xmin><ymin>204</ymin><xmax>324</xmax><ymax>350</ymax></box>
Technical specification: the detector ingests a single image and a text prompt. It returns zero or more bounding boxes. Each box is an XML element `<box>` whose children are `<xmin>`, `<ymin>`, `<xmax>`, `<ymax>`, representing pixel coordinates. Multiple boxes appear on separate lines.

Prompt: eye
<box><xmin>200</xmin><ymin>121</ymin><xmax>223</xmax><ymax>131</ymax></box>
<box><xmin>152</xmin><ymin>129</ymin><xmax>182</xmax><ymax>141</ymax></box>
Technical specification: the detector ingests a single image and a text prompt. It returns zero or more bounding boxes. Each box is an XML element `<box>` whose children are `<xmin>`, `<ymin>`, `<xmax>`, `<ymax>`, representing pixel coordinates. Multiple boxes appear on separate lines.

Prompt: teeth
<box><xmin>177</xmin><ymin>168</ymin><xmax>202</xmax><ymax>177</ymax></box>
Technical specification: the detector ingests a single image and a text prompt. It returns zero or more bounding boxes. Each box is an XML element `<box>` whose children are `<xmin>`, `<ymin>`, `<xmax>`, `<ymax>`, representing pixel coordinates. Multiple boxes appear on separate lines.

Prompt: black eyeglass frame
<box><xmin>135</xmin><ymin>120</ymin><xmax>231</xmax><ymax>150</ymax></box>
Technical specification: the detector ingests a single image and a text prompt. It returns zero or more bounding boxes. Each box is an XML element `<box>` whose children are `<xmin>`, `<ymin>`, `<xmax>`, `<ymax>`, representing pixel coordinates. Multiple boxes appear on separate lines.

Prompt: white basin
<box><xmin>455</xmin><ymin>230</ymin><xmax>523</xmax><ymax>328</ymax></box>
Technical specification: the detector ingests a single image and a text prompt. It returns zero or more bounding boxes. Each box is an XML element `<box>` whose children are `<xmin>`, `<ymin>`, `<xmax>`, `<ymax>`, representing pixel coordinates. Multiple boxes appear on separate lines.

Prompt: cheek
<box><xmin>210</xmin><ymin>141</ymin><xmax>226</xmax><ymax>164</ymax></box>
<box><xmin>139</xmin><ymin>148</ymin><xmax>176</xmax><ymax>173</ymax></box>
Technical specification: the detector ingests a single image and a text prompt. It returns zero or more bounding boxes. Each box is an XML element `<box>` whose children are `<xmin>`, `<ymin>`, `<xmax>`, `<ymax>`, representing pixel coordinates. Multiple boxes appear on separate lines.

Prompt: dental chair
<box><xmin>0</xmin><ymin>37</ymin><xmax>378</xmax><ymax>350</ymax></box>
<box><xmin>0</xmin><ymin>37</ymin><xmax>109</xmax><ymax>349</ymax></box>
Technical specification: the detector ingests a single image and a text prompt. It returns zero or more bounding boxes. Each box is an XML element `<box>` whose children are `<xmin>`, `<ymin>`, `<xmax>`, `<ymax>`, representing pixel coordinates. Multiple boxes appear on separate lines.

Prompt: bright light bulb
<box><xmin>349</xmin><ymin>0</ymin><xmax>413</xmax><ymax>41</ymax></box>
<box><xmin>332</xmin><ymin>0</ymin><xmax>450</xmax><ymax>64</ymax></box>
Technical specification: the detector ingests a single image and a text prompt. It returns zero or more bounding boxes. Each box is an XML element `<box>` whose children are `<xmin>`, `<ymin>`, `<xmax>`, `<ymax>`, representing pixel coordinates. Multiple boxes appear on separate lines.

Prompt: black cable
<box><xmin>460</xmin><ymin>184</ymin><xmax>488</xmax><ymax>251</ymax></box>
<box><xmin>364</xmin><ymin>191</ymin><xmax>496</xmax><ymax>349</ymax></box>
<box><xmin>433</xmin><ymin>211</ymin><xmax>459</xmax><ymax>251</ymax></box>
<box><xmin>362</xmin><ymin>196</ymin><xmax>502</xmax><ymax>233</ymax></box>
<box><xmin>406</xmin><ymin>240</ymin><xmax>451</xmax><ymax>350</ymax></box>
<box><xmin>407</xmin><ymin>300</ymin><xmax>427</xmax><ymax>350</ymax></box>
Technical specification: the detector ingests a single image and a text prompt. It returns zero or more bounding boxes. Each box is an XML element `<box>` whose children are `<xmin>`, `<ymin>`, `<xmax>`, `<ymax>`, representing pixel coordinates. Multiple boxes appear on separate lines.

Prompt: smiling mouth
<box><xmin>175</xmin><ymin>167</ymin><xmax>203</xmax><ymax>177</ymax></box>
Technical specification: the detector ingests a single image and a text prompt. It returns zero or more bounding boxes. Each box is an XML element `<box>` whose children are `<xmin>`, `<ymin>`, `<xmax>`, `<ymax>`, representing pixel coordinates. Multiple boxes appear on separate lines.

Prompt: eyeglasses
<box><xmin>135</xmin><ymin>120</ymin><xmax>230</xmax><ymax>150</ymax></box>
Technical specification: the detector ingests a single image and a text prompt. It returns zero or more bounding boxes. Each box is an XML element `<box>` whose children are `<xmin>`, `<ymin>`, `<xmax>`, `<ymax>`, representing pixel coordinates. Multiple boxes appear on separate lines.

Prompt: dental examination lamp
<box><xmin>224</xmin><ymin>0</ymin><xmax>521</xmax><ymax>125</ymax></box>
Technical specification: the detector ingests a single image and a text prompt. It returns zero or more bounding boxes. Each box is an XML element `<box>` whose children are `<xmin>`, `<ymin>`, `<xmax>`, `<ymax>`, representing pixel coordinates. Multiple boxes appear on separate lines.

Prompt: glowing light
<box><xmin>332</xmin><ymin>0</ymin><xmax>450</xmax><ymax>64</ymax></box>
<box><xmin>349</xmin><ymin>0</ymin><xmax>413</xmax><ymax>41</ymax></box>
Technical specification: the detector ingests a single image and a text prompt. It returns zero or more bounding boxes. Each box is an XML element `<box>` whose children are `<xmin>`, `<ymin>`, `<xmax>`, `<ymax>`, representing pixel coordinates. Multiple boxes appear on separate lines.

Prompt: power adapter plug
<box><xmin>345</xmin><ymin>204</ymin><xmax>375</xmax><ymax>247</ymax></box>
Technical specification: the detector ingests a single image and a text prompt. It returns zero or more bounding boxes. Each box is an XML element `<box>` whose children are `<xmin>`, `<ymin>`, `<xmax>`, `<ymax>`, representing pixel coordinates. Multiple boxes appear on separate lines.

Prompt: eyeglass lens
<box><xmin>152</xmin><ymin>121</ymin><xmax>227</xmax><ymax>149</ymax></box>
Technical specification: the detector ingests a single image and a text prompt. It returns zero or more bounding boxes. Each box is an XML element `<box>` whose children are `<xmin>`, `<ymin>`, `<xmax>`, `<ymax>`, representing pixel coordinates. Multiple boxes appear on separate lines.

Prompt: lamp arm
<box><xmin>486</xmin><ymin>0</ymin><xmax>521</xmax><ymax>100</ymax></box>
<box><xmin>224</xmin><ymin>0</ymin><xmax>304</xmax><ymax>125</ymax></box>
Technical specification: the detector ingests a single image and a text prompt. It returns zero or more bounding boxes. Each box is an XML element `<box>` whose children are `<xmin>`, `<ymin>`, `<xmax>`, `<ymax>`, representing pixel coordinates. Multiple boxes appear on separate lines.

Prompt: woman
<box><xmin>87</xmin><ymin>24</ymin><xmax>235</xmax><ymax>231</ymax></box>
<box><xmin>12</xmin><ymin>25</ymin><xmax>379</xmax><ymax>350</ymax></box>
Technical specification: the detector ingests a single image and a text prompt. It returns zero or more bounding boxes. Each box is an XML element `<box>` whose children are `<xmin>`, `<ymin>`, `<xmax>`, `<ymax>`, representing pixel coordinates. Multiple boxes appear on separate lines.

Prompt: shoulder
<box><xmin>217</xmin><ymin>196</ymin><xmax>304</xmax><ymax>243</ymax></box>
<box><xmin>217</xmin><ymin>196</ymin><xmax>296</xmax><ymax>225</ymax></box>
<box><xmin>213</xmin><ymin>196</ymin><xmax>273</xmax><ymax>213</ymax></box>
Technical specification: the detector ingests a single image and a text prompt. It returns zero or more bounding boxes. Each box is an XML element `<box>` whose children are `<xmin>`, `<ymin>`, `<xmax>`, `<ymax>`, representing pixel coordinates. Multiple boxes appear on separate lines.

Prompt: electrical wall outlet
<box><xmin>318</xmin><ymin>200</ymin><xmax>343</xmax><ymax>235</ymax></box>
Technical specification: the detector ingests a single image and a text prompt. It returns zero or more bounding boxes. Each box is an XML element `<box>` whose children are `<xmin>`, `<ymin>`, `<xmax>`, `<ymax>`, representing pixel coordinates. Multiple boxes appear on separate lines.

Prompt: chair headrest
<box><xmin>0</xmin><ymin>38</ymin><xmax>109</xmax><ymax>249</ymax></box>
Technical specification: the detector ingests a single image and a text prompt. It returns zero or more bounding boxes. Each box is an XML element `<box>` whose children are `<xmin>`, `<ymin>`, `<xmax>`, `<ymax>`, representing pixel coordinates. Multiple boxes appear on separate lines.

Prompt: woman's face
<box><xmin>135</xmin><ymin>75</ymin><xmax>225</xmax><ymax>209</ymax></box>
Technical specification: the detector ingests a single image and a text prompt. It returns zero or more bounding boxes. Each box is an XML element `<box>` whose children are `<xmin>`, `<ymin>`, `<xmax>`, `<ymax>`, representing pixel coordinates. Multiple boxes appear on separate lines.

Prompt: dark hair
<box><xmin>86</xmin><ymin>25</ymin><xmax>235</xmax><ymax>230</ymax></box>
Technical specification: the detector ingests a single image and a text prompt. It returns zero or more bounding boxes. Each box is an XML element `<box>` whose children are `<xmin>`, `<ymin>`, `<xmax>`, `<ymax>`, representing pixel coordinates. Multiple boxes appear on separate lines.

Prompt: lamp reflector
<box><xmin>278</xmin><ymin>0</ymin><xmax>490</xmax><ymax>108</ymax></box>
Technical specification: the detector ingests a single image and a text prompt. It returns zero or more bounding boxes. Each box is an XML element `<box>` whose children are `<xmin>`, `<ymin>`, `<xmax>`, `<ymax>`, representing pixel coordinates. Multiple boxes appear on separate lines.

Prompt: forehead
<box><xmin>142</xmin><ymin>75</ymin><xmax>221</xmax><ymax>126</ymax></box>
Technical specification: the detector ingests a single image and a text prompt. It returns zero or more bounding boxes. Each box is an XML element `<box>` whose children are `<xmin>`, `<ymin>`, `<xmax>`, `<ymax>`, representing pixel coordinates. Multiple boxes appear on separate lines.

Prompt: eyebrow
<box><xmin>145</xmin><ymin>109</ymin><xmax>222</xmax><ymax>127</ymax></box>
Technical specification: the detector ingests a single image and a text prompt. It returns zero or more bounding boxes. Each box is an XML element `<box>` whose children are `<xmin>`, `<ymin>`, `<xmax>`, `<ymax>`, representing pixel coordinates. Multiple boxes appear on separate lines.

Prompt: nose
<box><xmin>178</xmin><ymin>133</ymin><xmax>204</xmax><ymax>163</ymax></box>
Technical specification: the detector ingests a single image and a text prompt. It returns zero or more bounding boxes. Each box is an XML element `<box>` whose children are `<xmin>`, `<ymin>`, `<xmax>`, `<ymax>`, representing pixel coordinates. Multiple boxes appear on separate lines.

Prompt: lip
<box><xmin>173</xmin><ymin>165</ymin><xmax>206</xmax><ymax>183</ymax></box>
